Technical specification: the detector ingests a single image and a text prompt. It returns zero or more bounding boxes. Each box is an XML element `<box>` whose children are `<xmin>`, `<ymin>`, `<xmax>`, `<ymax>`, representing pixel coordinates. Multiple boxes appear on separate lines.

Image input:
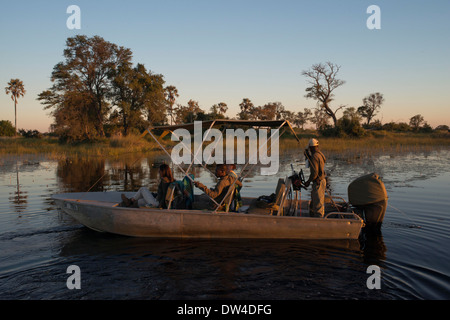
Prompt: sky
<box><xmin>1</xmin><ymin>0</ymin><xmax>449</xmax><ymax>132</ymax></box>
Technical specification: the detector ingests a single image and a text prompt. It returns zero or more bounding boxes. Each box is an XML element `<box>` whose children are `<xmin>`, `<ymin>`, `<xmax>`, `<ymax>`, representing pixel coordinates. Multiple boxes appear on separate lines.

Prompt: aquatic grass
<box><xmin>0</xmin><ymin>131</ymin><xmax>448</xmax><ymax>162</ymax></box>
<box><xmin>0</xmin><ymin>135</ymin><xmax>162</xmax><ymax>159</ymax></box>
<box><xmin>278</xmin><ymin>131</ymin><xmax>450</xmax><ymax>162</ymax></box>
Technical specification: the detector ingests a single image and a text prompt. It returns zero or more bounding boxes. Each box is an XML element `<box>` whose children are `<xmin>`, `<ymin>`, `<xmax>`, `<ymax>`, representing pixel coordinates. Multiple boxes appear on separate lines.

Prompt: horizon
<box><xmin>1</xmin><ymin>0</ymin><xmax>449</xmax><ymax>133</ymax></box>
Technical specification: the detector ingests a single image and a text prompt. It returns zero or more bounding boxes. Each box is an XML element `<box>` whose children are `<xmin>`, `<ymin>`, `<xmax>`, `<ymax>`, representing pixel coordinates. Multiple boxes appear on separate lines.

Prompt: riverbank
<box><xmin>0</xmin><ymin>131</ymin><xmax>449</xmax><ymax>159</ymax></box>
<box><xmin>0</xmin><ymin>134</ymin><xmax>160</xmax><ymax>158</ymax></box>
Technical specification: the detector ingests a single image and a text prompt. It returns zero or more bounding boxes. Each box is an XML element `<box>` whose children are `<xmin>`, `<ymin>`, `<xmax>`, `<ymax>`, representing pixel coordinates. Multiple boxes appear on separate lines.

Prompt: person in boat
<box><xmin>120</xmin><ymin>164</ymin><xmax>175</xmax><ymax>208</ymax></box>
<box><xmin>193</xmin><ymin>164</ymin><xmax>241</xmax><ymax>210</ymax></box>
<box><xmin>227</xmin><ymin>164</ymin><xmax>243</xmax><ymax>210</ymax></box>
<box><xmin>227</xmin><ymin>164</ymin><xmax>242</xmax><ymax>187</ymax></box>
<box><xmin>303</xmin><ymin>138</ymin><xmax>327</xmax><ymax>217</ymax></box>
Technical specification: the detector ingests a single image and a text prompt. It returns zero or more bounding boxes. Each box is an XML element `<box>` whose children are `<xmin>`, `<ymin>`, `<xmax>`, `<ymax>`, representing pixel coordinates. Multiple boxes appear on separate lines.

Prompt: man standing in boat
<box><xmin>303</xmin><ymin>138</ymin><xmax>327</xmax><ymax>217</ymax></box>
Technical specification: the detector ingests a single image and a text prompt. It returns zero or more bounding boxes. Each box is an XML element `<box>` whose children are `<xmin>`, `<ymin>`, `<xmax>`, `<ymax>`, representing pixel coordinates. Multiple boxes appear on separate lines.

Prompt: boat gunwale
<box><xmin>54</xmin><ymin>195</ymin><xmax>364</xmax><ymax>224</ymax></box>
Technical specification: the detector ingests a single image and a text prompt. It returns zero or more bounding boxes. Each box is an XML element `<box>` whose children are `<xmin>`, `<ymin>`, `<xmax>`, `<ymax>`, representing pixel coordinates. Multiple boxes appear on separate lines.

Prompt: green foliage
<box><xmin>382</xmin><ymin>122</ymin><xmax>411</xmax><ymax>132</ymax></box>
<box><xmin>0</xmin><ymin>120</ymin><xmax>16</xmax><ymax>136</ymax></box>
<box><xmin>38</xmin><ymin>35</ymin><xmax>134</xmax><ymax>142</ymax></box>
<box><xmin>319</xmin><ymin>107</ymin><xmax>366</xmax><ymax>137</ymax></box>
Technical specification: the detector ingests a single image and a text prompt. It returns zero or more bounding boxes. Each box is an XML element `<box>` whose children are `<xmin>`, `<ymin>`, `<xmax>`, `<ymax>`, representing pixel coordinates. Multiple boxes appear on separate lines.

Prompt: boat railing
<box><xmin>324</xmin><ymin>212</ymin><xmax>363</xmax><ymax>221</ymax></box>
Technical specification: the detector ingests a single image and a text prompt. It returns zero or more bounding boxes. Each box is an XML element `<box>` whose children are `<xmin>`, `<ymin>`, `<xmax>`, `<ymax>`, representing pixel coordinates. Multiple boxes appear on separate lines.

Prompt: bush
<box><xmin>109</xmin><ymin>133</ymin><xmax>148</xmax><ymax>149</ymax></box>
<box><xmin>434</xmin><ymin>125</ymin><xmax>449</xmax><ymax>132</ymax></box>
<box><xmin>0</xmin><ymin>120</ymin><xmax>16</xmax><ymax>136</ymax></box>
<box><xmin>363</xmin><ymin>119</ymin><xmax>383</xmax><ymax>130</ymax></box>
<box><xmin>319</xmin><ymin>118</ymin><xmax>366</xmax><ymax>137</ymax></box>
<box><xmin>419</xmin><ymin>123</ymin><xmax>433</xmax><ymax>133</ymax></box>
<box><xmin>382</xmin><ymin>122</ymin><xmax>411</xmax><ymax>132</ymax></box>
<box><xmin>18</xmin><ymin>129</ymin><xmax>42</xmax><ymax>139</ymax></box>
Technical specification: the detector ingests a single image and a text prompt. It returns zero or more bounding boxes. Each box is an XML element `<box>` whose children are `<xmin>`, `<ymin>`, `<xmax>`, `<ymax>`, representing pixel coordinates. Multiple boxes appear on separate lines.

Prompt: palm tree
<box><xmin>5</xmin><ymin>79</ymin><xmax>26</xmax><ymax>135</ymax></box>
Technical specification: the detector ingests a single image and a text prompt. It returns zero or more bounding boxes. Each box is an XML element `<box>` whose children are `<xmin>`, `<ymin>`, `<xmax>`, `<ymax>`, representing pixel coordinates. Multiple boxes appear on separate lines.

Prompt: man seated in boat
<box><xmin>193</xmin><ymin>164</ymin><xmax>242</xmax><ymax>210</ymax></box>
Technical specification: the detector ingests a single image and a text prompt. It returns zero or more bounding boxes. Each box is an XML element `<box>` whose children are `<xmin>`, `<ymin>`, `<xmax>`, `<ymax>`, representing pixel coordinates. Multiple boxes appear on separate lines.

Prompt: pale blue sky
<box><xmin>1</xmin><ymin>0</ymin><xmax>449</xmax><ymax>132</ymax></box>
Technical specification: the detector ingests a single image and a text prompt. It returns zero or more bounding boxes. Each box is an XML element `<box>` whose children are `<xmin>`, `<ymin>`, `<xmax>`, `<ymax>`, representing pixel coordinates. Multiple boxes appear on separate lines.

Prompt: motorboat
<box><xmin>53</xmin><ymin>120</ymin><xmax>386</xmax><ymax>239</ymax></box>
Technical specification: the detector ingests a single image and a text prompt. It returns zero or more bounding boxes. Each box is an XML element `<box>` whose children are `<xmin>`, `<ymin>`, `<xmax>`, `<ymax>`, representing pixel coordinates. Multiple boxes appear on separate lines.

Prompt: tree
<box><xmin>210</xmin><ymin>102</ymin><xmax>228</xmax><ymax>119</ymax></box>
<box><xmin>5</xmin><ymin>79</ymin><xmax>26</xmax><ymax>135</ymax></box>
<box><xmin>0</xmin><ymin>120</ymin><xmax>16</xmax><ymax>136</ymax></box>
<box><xmin>110</xmin><ymin>63</ymin><xmax>166</xmax><ymax>135</ymax></box>
<box><xmin>358</xmin><ymin>92</ymin><xmax>384</xmax><ymax>125</ymax></box>
<box><xmin>237</xmin><ymin>98</ymin><xmax>256</xmax><ymax>120</ymax></box>
<box><xmin>255</xmin><ymin>103</ymin><xmax>277</xmax><ymax>120</ymax></box>
<box><xmin>435</xmin><ymin>125</ymin><xmax>449</xmax><ymax>131</ymax></box>
<box><xmin>293</xmin><ymin>108</ymin><xmax>312</xmax><ymax>129</ymax></box>
<box><xmin>310</xmin><ymin>107</ymin><xmax>329</xmax><ymax>130</ymax></box>
<box><xmin>174</xmin><ymin>99</ymin><xmax>203</xmax><ymax>124</ymax></box>
<box><xmin>302</xmin><ymin>62</ymin><xmax>345</xmax><ymax>127</ymax></box>
<box><xmin>164</xmin><ymin>85</ymin><xmax>179</xmax><ymax>125</ymax></box>
<box><xmin>38</xmin><ymin>35</ymin><xmax>132</xmax><ymax>140</ymax></box>
<box><xmin>343</xmin><ymin>107</ymin><xmax>362</xmax><ymax>124</ymax></box>
<box><xmin>409</xmin><ymin>114</ymin><xmax>424</xmax><ymax>132</ymax></box>
<box><xmin>337</xmin><ymin>107</ymin><xmax>365</xmax><ymax>137</ymax></box>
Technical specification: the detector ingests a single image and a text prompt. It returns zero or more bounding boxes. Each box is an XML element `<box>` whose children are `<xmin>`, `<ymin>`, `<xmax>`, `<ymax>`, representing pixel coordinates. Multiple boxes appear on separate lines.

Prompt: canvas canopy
<box><xmin>347</xmin><ymin>173</ymin><xmax>388</xmax><ymax>206</ymax></box>
<box><xmin>148</xmin><ymin>119</ymin><xmax>294</xmax><ymax>132</ymax></box>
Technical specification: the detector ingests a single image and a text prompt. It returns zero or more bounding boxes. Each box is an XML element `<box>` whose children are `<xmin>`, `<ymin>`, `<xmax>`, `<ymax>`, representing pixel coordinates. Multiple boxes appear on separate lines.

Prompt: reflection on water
<box><xmin>0</xmin><ymin>149</ymin><xmax>449</xmax><ymax>299</ymax></box>
<box><xmin>9</xmin><ymin>161</ymin><xmax>28</xmax><ymax>215</ymax></box>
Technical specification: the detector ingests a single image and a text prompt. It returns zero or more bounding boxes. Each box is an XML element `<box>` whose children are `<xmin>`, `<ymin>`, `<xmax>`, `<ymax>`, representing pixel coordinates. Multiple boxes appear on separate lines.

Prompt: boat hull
<box><xmin>53</xmin><ymin>192</ymin><xmax>363</xmax><ymax>240</ymax></box>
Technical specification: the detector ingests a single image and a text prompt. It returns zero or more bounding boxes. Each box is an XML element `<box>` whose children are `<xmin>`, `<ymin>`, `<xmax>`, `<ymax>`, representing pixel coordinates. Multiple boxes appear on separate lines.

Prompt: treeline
<box><xmin>2</xmin><ymin>36</ymin><xmax>448</xmax><ymax>141</ymax></box>
<box><xmin>317</xmin><ymin>109</ymin><xmax>447</xmax><ymax>138</ymax></box>
<box><xmin>33</xmin><ymin>35</ymin><xmax>300</xmax><ymax>141</ymax></box>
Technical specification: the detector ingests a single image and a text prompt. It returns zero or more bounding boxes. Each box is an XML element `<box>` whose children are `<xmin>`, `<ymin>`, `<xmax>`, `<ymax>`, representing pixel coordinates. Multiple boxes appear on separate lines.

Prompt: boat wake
<box><xmin>0</xmin><ymin>225</ymin><xmax>83</xmax><ymax>242</ymax></box>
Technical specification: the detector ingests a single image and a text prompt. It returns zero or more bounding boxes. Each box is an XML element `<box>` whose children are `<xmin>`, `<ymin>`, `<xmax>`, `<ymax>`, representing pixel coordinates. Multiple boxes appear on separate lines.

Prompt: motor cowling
<box><xmin>348</xmin><ymin>173</ymin><xmax>388</xmax><ymax>230</ymax></box>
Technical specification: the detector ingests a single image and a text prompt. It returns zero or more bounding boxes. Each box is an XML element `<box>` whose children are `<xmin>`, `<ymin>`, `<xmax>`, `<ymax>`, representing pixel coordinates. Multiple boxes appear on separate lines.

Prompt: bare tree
<box><xmin>409</xmin><ymin>114</ymin><xmax>424</xmax><ymax>132</ymax></box>
<box><xmin>302</xmin><ymin>62</ymin><xmax>345</xmax><ymax>127</ymax></box>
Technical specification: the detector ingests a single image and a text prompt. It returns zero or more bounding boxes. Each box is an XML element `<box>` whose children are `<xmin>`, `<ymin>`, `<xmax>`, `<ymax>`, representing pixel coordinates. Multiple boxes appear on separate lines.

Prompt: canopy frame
<box><xmin>145</xmin><ymin>119</ymin><xmax>301</xmax><ymax>212</ymax></box>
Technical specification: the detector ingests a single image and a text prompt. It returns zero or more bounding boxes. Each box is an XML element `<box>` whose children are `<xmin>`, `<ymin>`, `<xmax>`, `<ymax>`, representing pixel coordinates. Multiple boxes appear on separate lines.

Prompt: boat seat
<box><xmin>222</xmin><ymin>184</ymin><xmax>236</xmax><ymax>212</ymax></box>
<box><xmin>223</xmin><ymin>176</ymin><xmax>244</xmax><ymax>212</ymax></box>
<box><xmin>270</xmin><ymin>178</ymin><xmax>287</xmax><ymax>216</ymax></box>
<box><xmin>166</xmin><ymin>174</ymin><xmax>195</xmax><ymax>209</ymax></box>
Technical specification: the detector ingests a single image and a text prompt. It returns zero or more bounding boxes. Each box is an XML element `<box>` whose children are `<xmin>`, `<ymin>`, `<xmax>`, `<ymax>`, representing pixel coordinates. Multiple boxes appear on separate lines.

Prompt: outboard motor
<box><xmin>348</xmin><ymin>173</ymin><xmax>388</xmax><ymax>231</ymax></box>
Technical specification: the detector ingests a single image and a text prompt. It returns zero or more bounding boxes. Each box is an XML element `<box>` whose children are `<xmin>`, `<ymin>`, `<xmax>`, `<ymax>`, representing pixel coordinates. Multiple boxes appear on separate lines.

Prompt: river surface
<box><xmin>0</xmin><ymin>148</ymin><xmax>449</xmax><ymax>300</ymax></box>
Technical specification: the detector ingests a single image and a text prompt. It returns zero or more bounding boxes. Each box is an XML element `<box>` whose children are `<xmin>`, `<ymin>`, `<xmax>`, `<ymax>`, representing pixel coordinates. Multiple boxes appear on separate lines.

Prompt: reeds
<box><xmin>279</xmin><ymin>131</ymin><xmax>450</xmax><ymax>162</ymax></box>
<box><xmin>1</xmin><ymin>131</ymin><xmax>448</xmax><ymax>161</ymax></box>
<box><xmin>0</xmin><ymin>134</ymin><xmax>161</xmax><ymax>159</ymax></box>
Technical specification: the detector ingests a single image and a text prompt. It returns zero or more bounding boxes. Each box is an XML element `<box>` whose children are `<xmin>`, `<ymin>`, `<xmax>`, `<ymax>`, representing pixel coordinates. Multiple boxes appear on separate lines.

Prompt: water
<box><xmin>0</xmin><ymin>149</ymin><xmax>449</xmax><ymax>300</ymax></box>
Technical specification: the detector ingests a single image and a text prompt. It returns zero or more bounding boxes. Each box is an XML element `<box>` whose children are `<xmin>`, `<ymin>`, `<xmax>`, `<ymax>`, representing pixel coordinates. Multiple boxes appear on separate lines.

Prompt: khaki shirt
<box><xmin>308</xmin><ymin>150</ymin><xmax>326</xmax><ymax>183</ymax></box>
<box><xmin>196</xmin><ymin>174</ymin><xmax>240</xmax><ymax>204</ymax></box>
